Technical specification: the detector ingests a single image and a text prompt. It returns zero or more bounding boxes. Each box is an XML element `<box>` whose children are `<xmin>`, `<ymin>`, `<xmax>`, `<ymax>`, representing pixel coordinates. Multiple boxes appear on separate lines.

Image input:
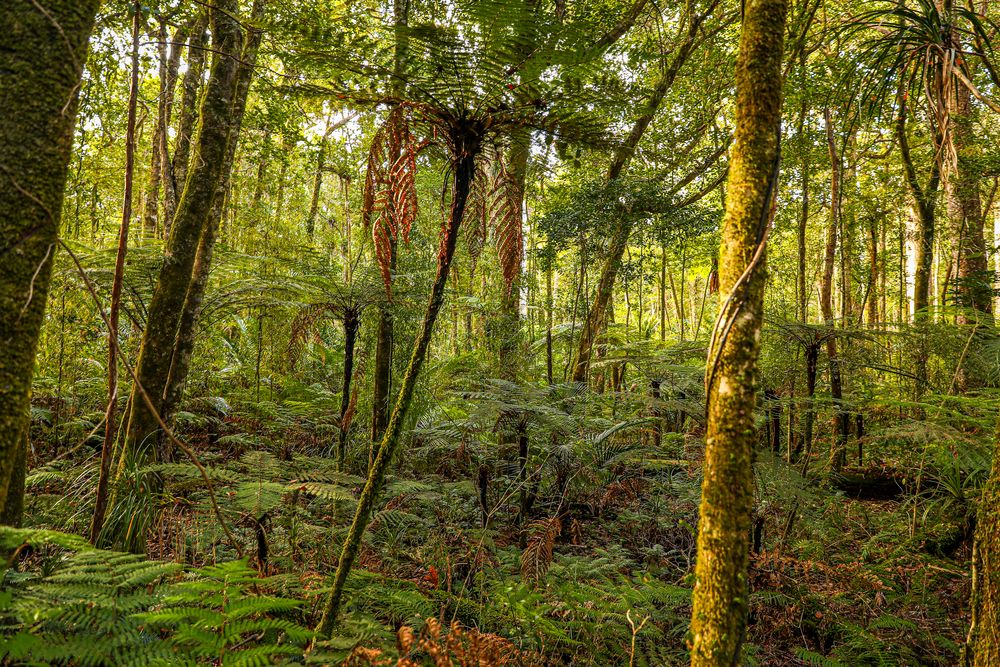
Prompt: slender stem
<box><xmin>316</xmin><ymin>143</ymin><xmax>478</xmax><ymax>636</ymax></box>
<box><xmin>90</xmin><ymin>1</ymin><xmax>140</xmax><ymax>544</ymax></box>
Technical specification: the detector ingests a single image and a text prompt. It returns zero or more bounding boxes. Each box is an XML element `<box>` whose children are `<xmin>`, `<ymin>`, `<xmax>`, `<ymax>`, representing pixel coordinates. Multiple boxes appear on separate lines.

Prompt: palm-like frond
<box><xmin>843</xmin><ymin>0</ymin><xmax>994</xmax><ymax>135</ymax></box>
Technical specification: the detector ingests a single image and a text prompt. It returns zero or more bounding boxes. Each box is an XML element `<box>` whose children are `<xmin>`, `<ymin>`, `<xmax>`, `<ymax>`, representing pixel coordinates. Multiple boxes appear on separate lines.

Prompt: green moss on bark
<box><xmin>122</xmin><ymin>0</ymin><xmax>246</xmax><ymax>464</ymax></box>
<box><xmin>689</xmin><ymin>0</ymin><xmax>787</xmax><ymax>665</ymax></box>
<box><xmin>0</xmin><ymin>1</ymin><xmax>101</xmax><ymax>518</ymax></box>
<box><xmin>968</xmin><ymin>416</ymin><xmax>1000</xmax><ymax>666</ymax></box>
<box><xmin>317</xmin><ymin>140</ymin><xmax>479</xmax><ymax>636</ymax></box>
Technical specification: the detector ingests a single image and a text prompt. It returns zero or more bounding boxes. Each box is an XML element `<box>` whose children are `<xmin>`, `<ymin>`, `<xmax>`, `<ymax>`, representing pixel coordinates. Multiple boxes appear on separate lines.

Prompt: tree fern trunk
<box><xmin>337</xmin><ymin>310</ymin><xmax>359</xmax><ymax>470</ymax></box>
<box><xmin>317</xmin><ymin>142</ymin><xmax>478</xmax><ymax>636</ymax></box>
<box><xmin>370</xmin><ymin>0</ymin><xmax>410</xmax><ymax>451</ymax></box>
<box><xmin>689</xmin><ymin>0</ymin><xmax>787</xmax><ymax>663</ymax></box>
<box><xmin>0</xmin><ymin>0</ymin><xmax>101</xmax><ymax>519</ymax></box>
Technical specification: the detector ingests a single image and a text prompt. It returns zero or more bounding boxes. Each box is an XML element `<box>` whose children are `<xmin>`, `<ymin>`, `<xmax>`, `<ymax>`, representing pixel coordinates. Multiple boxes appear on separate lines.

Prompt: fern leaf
<box><xmin>520</xmin><ymin>517</ymin><xmax>561</xmax><ymax>583</ymax></box>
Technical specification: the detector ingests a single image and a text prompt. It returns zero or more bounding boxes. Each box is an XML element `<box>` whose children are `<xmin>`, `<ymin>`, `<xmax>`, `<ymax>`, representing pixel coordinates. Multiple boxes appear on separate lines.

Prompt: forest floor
<box><xmin>11</xmin><ymin>388</ymin><xmax>975</xmax><ymax>666</ymax></box>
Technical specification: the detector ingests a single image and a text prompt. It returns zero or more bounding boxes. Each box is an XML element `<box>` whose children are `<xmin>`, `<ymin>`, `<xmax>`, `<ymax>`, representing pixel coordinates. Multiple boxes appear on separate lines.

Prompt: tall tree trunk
<box><xmin>0</xmin><ymin>432</ymin><xmax>27</xmax><ymax>528</ymax></box>
<box><xmin>0</xmin><ymin>0</ymin><xmax>101</xmax><ymax>520</ymax></box>
<box><xmin>91</xmin><ymin>2</ymin><xmax>141</xmax><ymax>543</ymax></box>
<box><xmin>141</xmin><ymin>19</ymin><xmax>167</xmax><ymax>240</ymax></box>
<box><xmin>571</xmin><ymin>4</ymin><xmax>717</xmax><ymax>383</ymax></box>
<box><xmin>499</xmin><ymin>125</ymin><xmax>528</xmax><ymax>382</ymax></box>
<box><xmin>306</xmin><ymin>118</ymin><xmax>331</xmax><ymax>239</ymax></box>
<box><xmin>158</xmin><ymin>198</ymin><xmax>222</xmax><ymax>425</ymax></box>
<box><xmin>867</xmin><ymin>217</ymin><xmax>879</xmax><ymax>326</ymax></box>
<box><xmin>823</xmin><ymin>108</ymin><xmax>848</xmax><ymax>475</ymax></box>
<box><xmin>897</xmin><ymin>98</ymin><xmax>940</xmax><ymax>390</ymax></box>
<box><xmin>660</xmin><ymin>245</ymin><xmax>668</xmax><ymax>339</ymax></box>
<box><xmin>840</xmin><ymin>133</ymin><xmax>857</xmax><ymax>324</ymax></box>
<box><xmin>797</xmin><ymin>103</ymin><xmax>810</xmax><ymax>323</ymax></box>
<box><xmin>689</xmin><ymin>0</ymin><xmax>787</xmax><ymax>663</ymax></box>
<box><xmin>158</xmin><ymin>20</ymin><xmax>190</xmax><ymax>235</ymax></box>
<box><xmin>968</xmin><ymin>415</ymin><xmax>1000</xmax><ymax>666</ymax></box>
<box><xmin>317</xmin><ymin>136</ymin><xmax>480</xmax><ymax>635</ymax></box>
<box><xmin>546</xmin><ymin>258</ymin><xmax>554</xmax><ymax>385</ymax></box>
<box><xmin>167</xmin><ymin>14</ymin><xmax>208</xmax><ymax>231</ymax></box>
<box><xmin>949</xmin><ymin>58</ymin><xmax>990</xmax><ymax>322</ymax></box>
<box><xmin>121</xmin><ymin>0</ymin><xmax>249</xmax><ymax>470</ymax></box>
<box><xmin>141</xmin><ymin>18</ymin><xmax>186</xmax><ymax>240</ymax></box>
<box><xmin>160</xmin><ymin>0</ymin><xmax>265</xmax><ymax>426</ymax></box>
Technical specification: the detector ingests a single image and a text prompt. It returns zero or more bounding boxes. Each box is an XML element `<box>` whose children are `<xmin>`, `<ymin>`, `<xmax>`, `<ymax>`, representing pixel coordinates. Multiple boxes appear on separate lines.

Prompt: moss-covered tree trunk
<box><xmin>159</xmin><ymin>201</ymin><xmax>222</xmax><ymax>424</ymax></box>
<box><xmin>967</xmin><ymin>415</ymin><xmax>1000</xmax><ymax>666</ymax></box>
<box><xmin>317</xmin><ymin>135</ymin><xmax>479</xmax><ymax>636</ymax></box>
<box><xmin>0</xmin><ymin>432</ymin><xmax>27</xmax><ymax>527</ymax></box>
<box><xmin>689</xmin><ymin>0</ymin><xmax>787</xmax><ymax>664</ymax></box>
<box><xmin>166</xmin><ymin>14</ymin><xmax>209</xmax><ymax>230</ymax></box>
<box><xmin>947</xmin><ymin>50</ymin><xmax>990</xmax><ymax>324</ymax></box>
<box><xmin>160</xmin><ymin>2</ymin><xmax>264</xmax><ymax>425</ymax></box>
<box><xmin>0</xmin><ymin>0</ymin><xmax>101</xmax><ymax>519</ymax></box>
<box><xmin>122</xmin><ymin>0</ymin><xmax>246</xmax><ymax>466</ymax></box>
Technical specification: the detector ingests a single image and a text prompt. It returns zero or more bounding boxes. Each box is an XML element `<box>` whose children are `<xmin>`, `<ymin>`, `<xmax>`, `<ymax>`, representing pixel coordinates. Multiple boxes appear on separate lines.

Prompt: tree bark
<box><xmin>141</xmin><ymin>18</ymin><xmax>168</xmax><ymax>240</ymax></box>
<box><xmin>318</xmin><ymin>133</ymin><xmax>480</xmax><ymax>635</ymax></box>
<box><xmin>897</xmin><ymin>98</ymin><xmax>940</xmax><ymax>392</ymax></box>
<box><xmin>306</xmin><ymin>118</ymin><xmax>331</xmax><ymax>239</ymax></box>
<box><xmin>122</xmin><ymin>0</ymin><xmax>248</xmax><ymax>467</ymax></box>
<box><xmin>689</xmin><ymin>0</ymin><xmax>787</xmax><ymax>663</ymax></box>
<box><xmin>823</xmin><ymin>108</ymin><xmax>848</xmax><ymax>475</ymax></box>
<box><xmin>0</xmin><ymin>0</ymin><xmax>101</xmax><ymax>519</ymax></box>
<box><xmin>797</xmin><ymin>102</ymin><xmax>810</xmax><ymax>323</ymax></box>
<box><xmin>799</xmin><ymin>341</ymin><xmax>819</xmax><ymax>461</ymax></box>
<box><xmin>499</xmin><ymin>125</ymin><xmax>528</xmax><ymax>381</ymax></box>
<box><xmin>867</xmin><ymin>217</ymin><xmax>879</xmax><ymax>326</ymax></box>
<box><xmin>337</xmin><ymin>310</ymin><xmax>360</xmax><ymax>470</ymax></box>
<box><xmin>167</xmin><ymin>14</ymin><xmax>209</xmax><ymax>230</ymax></box>
<box><xmin>141</xmin><ymin>18</ymin><xmax>186</xmax><ymax>240</ymax></box>
<box><xmin>968</xmin><ymin>414</ymin><xmax>1000</xmax><ymax>666</ymax></box>
<box><xmin>158</xmin><ymin>20</ymin><xmax>190</xmax><ymax>236</ymax></box>
<box><xmin>949</xmin><ymin>59</ymin><xmax>990</xmax><ymax>322</ymax></box>
<box><xmin>371</xmin><ymin>0</ymin><xmax>410</xmax><ymax>448</ymax></box>
<box><xmin>160</xmin><ymin>0</ymin><xmax>265</xmax><ymax>427</ymax></box>
<box><xmin>546</xmin><ymin>258</ymin><xmax>554</xmax><ymax>384</ymax></box>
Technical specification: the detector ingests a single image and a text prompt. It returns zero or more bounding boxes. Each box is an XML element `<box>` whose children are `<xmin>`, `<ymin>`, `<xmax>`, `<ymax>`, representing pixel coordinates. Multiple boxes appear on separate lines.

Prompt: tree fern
<box><xmin>1</xmin><ymin>533</ymin><xmax>311</xmax><ymax>666</ymax></box>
